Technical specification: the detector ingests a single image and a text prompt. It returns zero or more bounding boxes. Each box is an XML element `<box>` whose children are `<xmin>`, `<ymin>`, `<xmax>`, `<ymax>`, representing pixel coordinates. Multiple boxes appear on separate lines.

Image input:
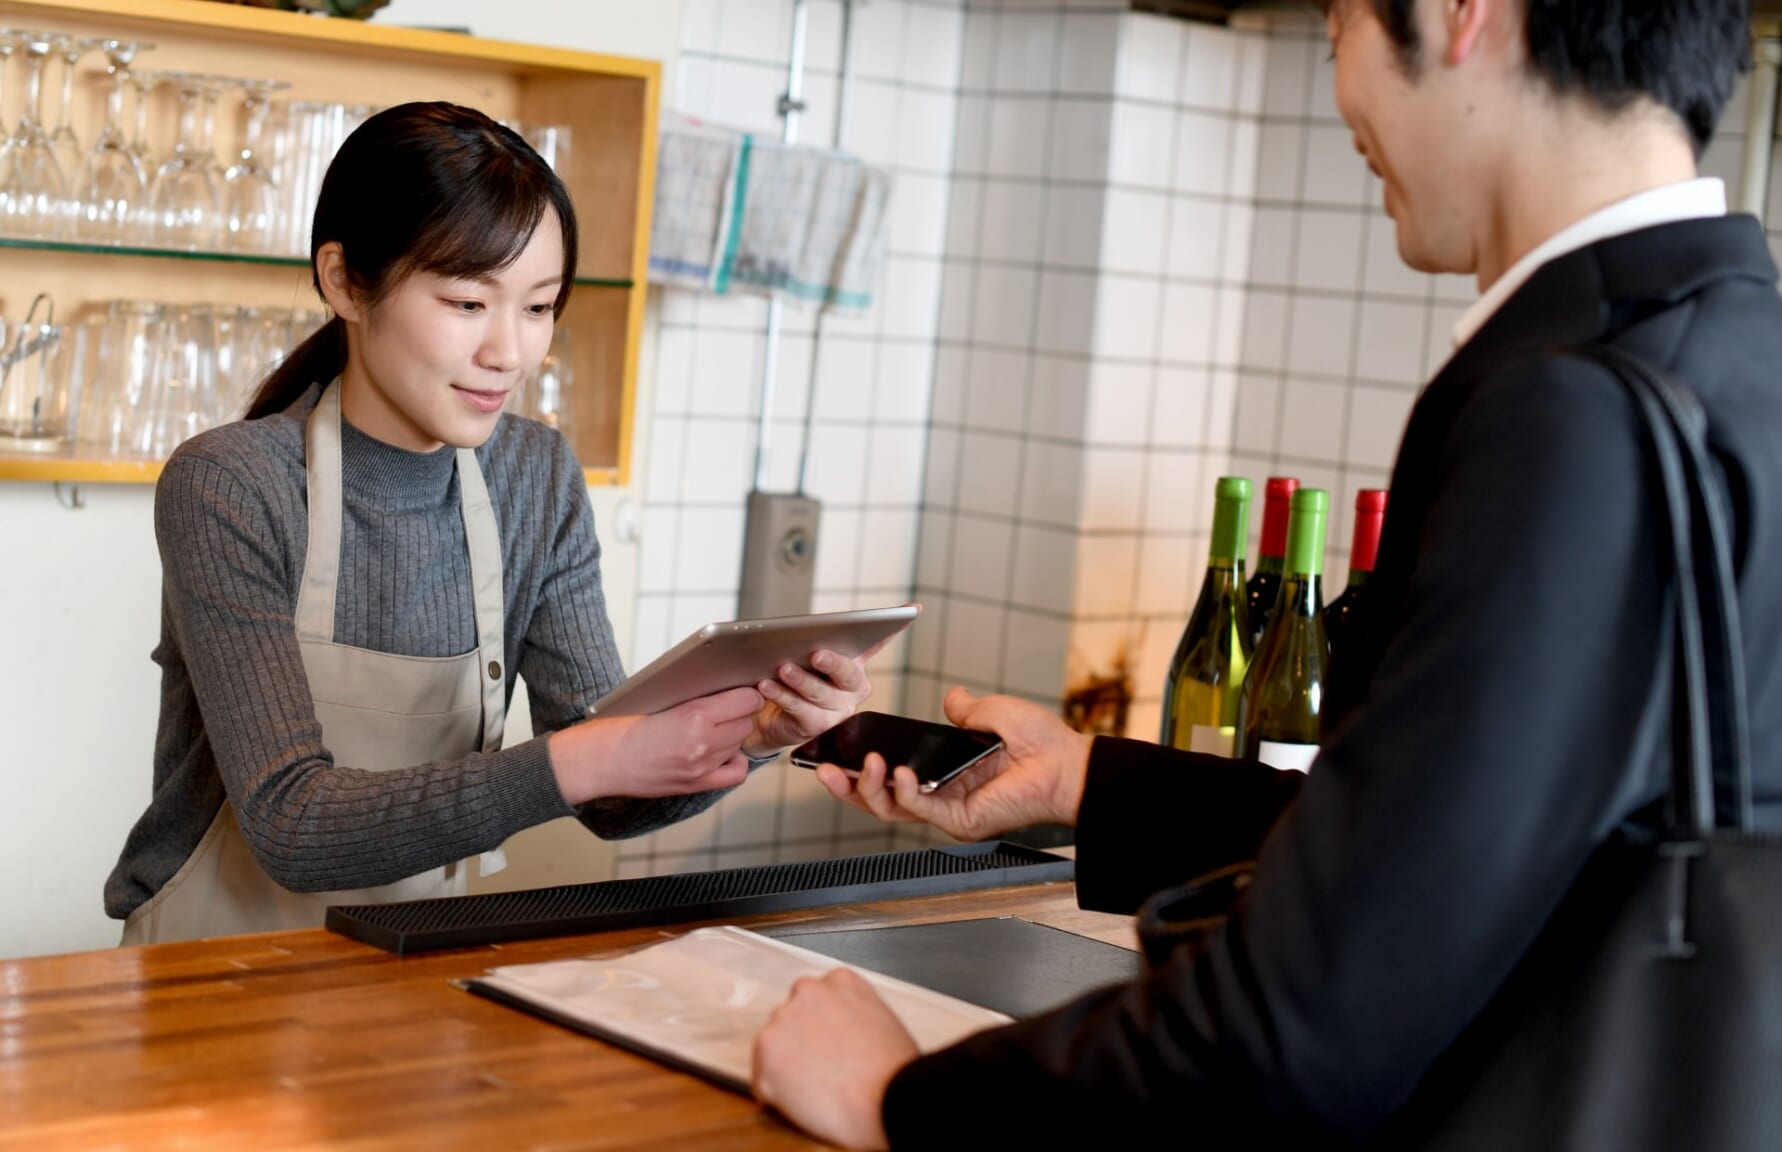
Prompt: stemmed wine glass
<box><xmin>222</xmin><ymin>77</ymin><xmax>290</xmax><ymax>253</ymax></box>
<box><xmin>0</xmin><ymin>31</ymin><xmax>70</xmax><ymax>239</ymax></box>
<box><xmin>47</xmin><ymin>36</ymin><xmax>102</xmax><ymax>198</ymax></box>
<box><xmin>73</xmin><ymin>39</ymin><xmax>152</xmax><ymax>244</ymax></box>
<box><xmin>0</xmin><ymin>30</ymin><xmax>22</xmax><ymax>138</ymax></box>
<box><xmin>149</xmin><ymin>72</ymin><xmax>220</xmax><ymax>250</ymax></box>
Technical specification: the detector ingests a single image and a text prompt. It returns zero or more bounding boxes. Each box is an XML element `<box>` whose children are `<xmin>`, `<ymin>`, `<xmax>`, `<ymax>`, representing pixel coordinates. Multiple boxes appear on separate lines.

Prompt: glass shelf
<box><xmin>0</xmin><ymin>237</ymin><xmax>633</xmax><ymax>289</ymax></box>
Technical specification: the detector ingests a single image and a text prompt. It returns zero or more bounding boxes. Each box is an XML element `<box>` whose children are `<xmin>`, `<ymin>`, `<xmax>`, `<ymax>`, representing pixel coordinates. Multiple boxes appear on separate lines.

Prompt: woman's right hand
<box><xmin>548</xmin><ymin>686</ymin><xmax>764</xmax><ymax>805</ymax></box>
<box><xmin>813</xmin><ymin>687</ymin><xmax>1093</xmax><ymax>842</ymax></box>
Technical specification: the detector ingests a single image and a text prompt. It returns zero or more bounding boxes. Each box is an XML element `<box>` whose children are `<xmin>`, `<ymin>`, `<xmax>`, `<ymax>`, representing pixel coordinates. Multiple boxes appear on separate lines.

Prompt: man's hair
<box><xmin>1366</xmin><ymin>0</ymin><xmax>1752</xmax><ymax>155</ymax></box>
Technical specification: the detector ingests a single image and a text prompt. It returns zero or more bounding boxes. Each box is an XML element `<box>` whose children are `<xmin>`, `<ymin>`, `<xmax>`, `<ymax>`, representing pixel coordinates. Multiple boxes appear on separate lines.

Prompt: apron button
<box><xmin>488</xmin><ymin>660</ymin><xmax>502</xmax><ymax>681</ymax></box>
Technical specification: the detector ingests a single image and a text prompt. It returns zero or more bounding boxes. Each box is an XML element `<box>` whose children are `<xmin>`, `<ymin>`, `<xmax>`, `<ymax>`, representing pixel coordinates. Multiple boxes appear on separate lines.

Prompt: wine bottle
<box><xmin>1324</xmin><ymin>488</ymin><xmax>1387</xmax><ymax>661</ymax></box>
<box><xmin>1245</xmin><ymin>476</ymin><xmax>1299</xmax><ymax>647</ymax></box>
<box><xmin>1236</xmin><ymin>487</ymin><xmax>1329</xmax><ymax>773</ymax></box>
<box><xmin>1161</xmin><ymin>477</ymin><xmax>1254</xmax><ymax>756</ymax></box>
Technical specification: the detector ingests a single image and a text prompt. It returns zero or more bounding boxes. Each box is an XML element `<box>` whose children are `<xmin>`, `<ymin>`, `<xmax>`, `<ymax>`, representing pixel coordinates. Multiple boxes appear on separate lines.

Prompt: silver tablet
<box><xmin>590</xmin><ymin>604</ymin><xmax>921</xmax><ymax>718</ymax></box>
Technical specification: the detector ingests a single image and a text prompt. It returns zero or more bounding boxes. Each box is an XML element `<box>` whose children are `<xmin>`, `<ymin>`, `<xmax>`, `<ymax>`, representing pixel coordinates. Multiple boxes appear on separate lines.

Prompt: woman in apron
<box><xmin>104</xmin><ymin>103</ymin><xmax>874</xmax><ymax>944</ymax></box>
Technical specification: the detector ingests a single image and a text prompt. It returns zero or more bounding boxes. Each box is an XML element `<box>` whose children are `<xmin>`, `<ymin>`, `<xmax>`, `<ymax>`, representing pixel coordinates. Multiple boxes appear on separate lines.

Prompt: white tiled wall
<box><xmin>908</xmin><ymin>6</ymin><xmax>1270</xmax><ymax>747</ymax></box>
<box><xmin>620</xmin><ymin>0</ymin><xmax>965</xmax><ymax>877</ymax></box>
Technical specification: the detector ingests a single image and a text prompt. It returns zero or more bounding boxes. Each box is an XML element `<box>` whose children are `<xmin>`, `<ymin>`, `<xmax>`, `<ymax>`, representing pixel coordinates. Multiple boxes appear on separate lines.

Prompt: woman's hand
<box><xmin>547</xmin><ymin>686</ymin><xmax>763</xmax><ymax>805</ymax></box>
<box><xmin>742</xmin><ymin>645</ymin><xmax>881</xmax><ymax>759</ymax></box>
<box><xmin>814</xmin><ymin>687</ymin><xmax>1093</xmax><ymax>841</ymax></box>
<box><xmin>752</xmin><ymin>968</ymin><xmax>917</xmax><ymax>1150</ymax></box>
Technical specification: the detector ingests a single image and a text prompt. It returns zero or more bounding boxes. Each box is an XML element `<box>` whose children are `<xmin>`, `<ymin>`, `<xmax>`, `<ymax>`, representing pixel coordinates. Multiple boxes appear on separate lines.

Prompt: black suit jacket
<box><xmin>883</xmin><ymin>216</ymin><xmax>1782</xmax><ymax>1147</ymax></box>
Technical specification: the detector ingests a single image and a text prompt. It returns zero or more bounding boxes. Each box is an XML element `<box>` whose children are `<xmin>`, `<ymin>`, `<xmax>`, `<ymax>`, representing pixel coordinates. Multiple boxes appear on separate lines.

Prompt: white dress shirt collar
<box><xmin>1451</xmin><ymin>177</ymin><xmax>1728</xmax><ymax>352</ymax></box>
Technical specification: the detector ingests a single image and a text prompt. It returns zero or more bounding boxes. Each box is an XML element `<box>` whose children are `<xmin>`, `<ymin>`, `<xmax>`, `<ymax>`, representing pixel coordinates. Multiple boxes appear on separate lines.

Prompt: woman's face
<box><xmin>343</xmin><ymin>208</ymin><xmax>565</xmax><ymax>452</ymax></box>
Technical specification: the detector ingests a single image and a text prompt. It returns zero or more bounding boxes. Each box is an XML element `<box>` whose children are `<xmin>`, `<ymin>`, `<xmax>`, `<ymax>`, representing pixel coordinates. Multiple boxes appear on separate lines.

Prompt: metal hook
<box><xmin>53</xmin><ymin>482</ymin><xmax>85</xmax><ymax>511</ymax></box>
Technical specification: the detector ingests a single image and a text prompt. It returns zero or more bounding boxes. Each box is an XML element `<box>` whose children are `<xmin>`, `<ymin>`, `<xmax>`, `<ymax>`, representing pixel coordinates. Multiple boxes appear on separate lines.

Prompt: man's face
<box><xmin>1326</xmin><ymin>0</ymin><xmax>1482</xmax><ymax>277</ymax></box>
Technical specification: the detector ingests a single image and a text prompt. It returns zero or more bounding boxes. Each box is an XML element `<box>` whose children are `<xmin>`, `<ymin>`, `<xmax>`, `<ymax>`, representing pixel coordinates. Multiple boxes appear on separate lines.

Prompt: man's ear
<box><xmin>314</xmin><ymin>242</ymin><xmax>363</xmax><ymax>324</ymax></box>
<box><xmin>1440</xmin><ymin>0</ymin><xmax>1496</xmax><ymax>67</ymax></box>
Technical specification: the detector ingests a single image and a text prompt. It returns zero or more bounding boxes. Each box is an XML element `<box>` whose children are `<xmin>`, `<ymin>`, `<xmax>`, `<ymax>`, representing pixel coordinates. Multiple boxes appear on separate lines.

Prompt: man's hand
<box><xmin>752</xmin><ymin>968</ymin><xmax>918</xmax><ymax>1150</ymax></box>
<box><xmin>814</xmin><ymin>687</ymin><xmax>1093</xmax><ymax>840</ymax></box>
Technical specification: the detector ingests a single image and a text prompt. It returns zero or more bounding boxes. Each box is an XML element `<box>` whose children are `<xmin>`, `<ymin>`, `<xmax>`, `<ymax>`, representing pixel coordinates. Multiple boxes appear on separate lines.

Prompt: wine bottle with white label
<box><xmin>1161</xmin><ymin>477</ymin><xmax>1254</xmax><ymax>756</ymax></box>
<box><xmin>1236</xmin><ymin>487</ymin><xmax>1329</xmax><ymax>773</ymax></box>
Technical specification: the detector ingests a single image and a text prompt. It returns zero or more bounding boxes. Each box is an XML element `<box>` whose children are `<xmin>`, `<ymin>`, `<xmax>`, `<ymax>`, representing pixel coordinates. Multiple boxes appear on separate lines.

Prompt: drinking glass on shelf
<box><xmin>0</xmin><ymin>293</ymin><xmax>65</xmax><ymax>450</ymax></box>
<box><xmin>47</xmin><ymin>36</ymin><xmax>101</xmax><ymax>198</ymax></box>
<box><xmin>222</xmin><ymin>78</ymin><xmax>290</xmax><ymax>254</ymax></box>
<box><xmin>85</xmin><ymin>298</ymin><xmax>163</xmax><ymax>454</ymax></box>
<box><xmin>277</xmin><ymin>100</ymin><xmax>347</xmax><ymax>257</ymax></box>
<box><xmin>523</xmin><ymin>124</ymin><xmax>571</xmax><ymax>175</ymax></box>
<box><xmin>143</xmin><ymin>302</ymin><xmax>216</xmax><ymax>455</ymax></box>
<box><xmin>74</xmin><ymin>40</ymin><xmax>152</xmax><ymax>245</ymax></box>
<box><xmin>526</xmin><ymin>323</ymin><xmax>575</xmax><ymax>439</ymax></box>
<box><xmin>149</xmin><ymin>73</ymin><xmax>220</xmax><ymax>250</ymax></box>
<box><xmin>0</xmin><ymin>31</ymin><xmax>71</xmax><ymax>240</ymax></box>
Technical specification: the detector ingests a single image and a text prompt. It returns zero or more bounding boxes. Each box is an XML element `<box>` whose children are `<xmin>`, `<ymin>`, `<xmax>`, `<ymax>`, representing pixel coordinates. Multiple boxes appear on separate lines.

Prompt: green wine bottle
<box><xmin>1161</xmin><ymin>477</ymin><xmax>1254</xmax><ymax>755</ymax></box>
<box><xmin>1236</xmin><ymin>487</ymin><xmax>1329</xmax><ymax>773</ymax></box>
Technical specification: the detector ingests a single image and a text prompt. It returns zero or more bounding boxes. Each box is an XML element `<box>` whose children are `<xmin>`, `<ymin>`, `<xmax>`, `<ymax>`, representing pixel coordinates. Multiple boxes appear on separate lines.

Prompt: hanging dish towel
<box><xmin>648</xmin><ymin>113</ymin><xmax>746</xmax><ymax>292</ymax></box>
<box><xmin>648</xmin><ymin>112</ymin><xmax>891</xmax><ymax>313</ymax></box>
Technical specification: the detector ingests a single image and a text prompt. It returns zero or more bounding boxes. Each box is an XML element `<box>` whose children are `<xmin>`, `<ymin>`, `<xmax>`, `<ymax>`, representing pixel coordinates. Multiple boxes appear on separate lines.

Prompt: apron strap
<box><xmin>296</xmin><ymin>382</ymin><xmax>346</xmax><ymax>642</ymax></box>
<box><xmin>456</xmin><ymin>445</ymin><xmax>507</xmax><ymax>755</ymax></box>
<box><xmin>297</xmin><ymin>379</ymin><xmax>508</xmax><ymax>752</ymax></box>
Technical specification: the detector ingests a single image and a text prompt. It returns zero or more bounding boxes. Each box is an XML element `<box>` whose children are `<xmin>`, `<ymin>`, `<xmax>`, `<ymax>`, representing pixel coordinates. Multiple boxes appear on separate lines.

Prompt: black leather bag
<box><xmin>1140</xmin><ymin>347</ymin><xmax>1782</xmax><ymax>1150</ymax></box>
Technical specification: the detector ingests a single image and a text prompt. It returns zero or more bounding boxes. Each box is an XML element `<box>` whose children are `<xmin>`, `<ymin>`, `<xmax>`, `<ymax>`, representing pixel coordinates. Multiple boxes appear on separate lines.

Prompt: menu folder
<box><xmin>460</xmin><ymin>925</ymin><xmax>1014</xmax><ymax>1094</ymax></box>
<box><xmin>461</xmin><ymin>917</ymin><xmax>1141</xmax><ymax>1093</ymax></box>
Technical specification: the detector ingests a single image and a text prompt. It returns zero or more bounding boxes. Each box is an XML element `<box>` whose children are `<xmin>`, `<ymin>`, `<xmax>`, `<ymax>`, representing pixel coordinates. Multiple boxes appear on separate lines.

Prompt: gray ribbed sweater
<box><xmin>105</xmin><ymin>384</ymin><xmax>736</xmax><ymax>919</ymax></box>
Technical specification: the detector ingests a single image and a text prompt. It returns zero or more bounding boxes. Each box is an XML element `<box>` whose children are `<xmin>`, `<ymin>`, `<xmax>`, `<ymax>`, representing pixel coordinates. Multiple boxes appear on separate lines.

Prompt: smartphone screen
<box><xmin>790</xmin><ymin>711</ymin><xmax>1002</xmax><ymax>792</ymax></box>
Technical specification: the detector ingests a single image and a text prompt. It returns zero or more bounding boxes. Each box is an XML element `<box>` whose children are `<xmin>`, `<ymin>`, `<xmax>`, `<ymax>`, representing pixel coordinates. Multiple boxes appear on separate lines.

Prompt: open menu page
<box><xmin>461</xmin><ymin>925</ymin><xmax>1013</xmax><ymax>1093</ymax></box>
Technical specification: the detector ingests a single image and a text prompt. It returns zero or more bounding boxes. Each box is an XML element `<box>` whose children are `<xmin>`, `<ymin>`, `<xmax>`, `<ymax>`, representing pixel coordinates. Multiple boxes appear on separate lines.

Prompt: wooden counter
<box><xmin>0</xmin><ymin>878</ymin><xmax>1134</xmax><ymax>1150</ymax></box>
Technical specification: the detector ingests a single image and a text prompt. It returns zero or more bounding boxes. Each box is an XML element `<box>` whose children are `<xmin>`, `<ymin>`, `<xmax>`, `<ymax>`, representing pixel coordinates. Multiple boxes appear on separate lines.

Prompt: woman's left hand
<box><xmin>743</xmin><ymin>645</ymin><xmax>876</xmax><ymax>758</ymax></box>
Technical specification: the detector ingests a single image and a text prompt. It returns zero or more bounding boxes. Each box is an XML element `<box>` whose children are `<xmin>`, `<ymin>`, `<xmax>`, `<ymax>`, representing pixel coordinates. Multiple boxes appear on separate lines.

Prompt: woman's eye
<box><xmin>450</xmin><ymin>299</ymin><xmax>484</xmax><ymax>313</ymax></box>
<box><xmin>526</xmin><ymin>304</ymin><xmax>553</xmax><ymax>317</ymax></box>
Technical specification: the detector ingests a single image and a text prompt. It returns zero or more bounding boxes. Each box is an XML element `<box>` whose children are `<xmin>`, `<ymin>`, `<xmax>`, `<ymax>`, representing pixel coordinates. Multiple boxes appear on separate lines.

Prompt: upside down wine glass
<box><xmin>222</xmin><ymin>77</ymin><xmax>289</xmax><ymax>253</ymax></box>
<box><xmin>74</xmin><ymin>39</ymin><xmax>152</xmax><ymax>244</ymax></box>
<box><xmin>0</xmin><ymin>32</ymin><xmax>69</xmax><ymax>239</ymax></box>
<box><xmin>149</xmin><ymin>73</ymin><xmax>219</xmax><ymax>250</ymax></box>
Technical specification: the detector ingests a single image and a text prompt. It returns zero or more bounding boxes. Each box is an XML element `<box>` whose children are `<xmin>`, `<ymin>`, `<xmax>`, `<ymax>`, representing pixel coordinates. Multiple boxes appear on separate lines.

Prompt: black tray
<box><xmin>326</xmin><ymin>841</ymin><xmax>1074</xmax><ymax>955</ymax></box>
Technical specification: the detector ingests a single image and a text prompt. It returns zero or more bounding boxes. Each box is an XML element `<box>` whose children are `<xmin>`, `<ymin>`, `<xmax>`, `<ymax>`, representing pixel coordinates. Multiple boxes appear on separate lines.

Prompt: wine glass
<box><xmin>0</xmin><ymin>31</ymin><xmax>70</xmax><ymax>239</ymax></box>
<box><xmin>73</xmin><ymin>40</ymin><xmax>152</xmax><ymax>245</ymax></box>
<box><xmin>0</xmin><ymin>30</ymin><xmax>22</xmax><ymax>139</ymax></box>
<box><xmin>149</xmin><ymin>72</ymin><xmax>220</xmax><ymax>250</ymax></box>
<box><xmin>47</xmin><ymin>36</ymin><xmax>102</xmax><ymax>199</ymax></box>
<box><xmin>222</xmin><ymin>77</ymin><xmax>289</xmax><ymax>253</ymax></box>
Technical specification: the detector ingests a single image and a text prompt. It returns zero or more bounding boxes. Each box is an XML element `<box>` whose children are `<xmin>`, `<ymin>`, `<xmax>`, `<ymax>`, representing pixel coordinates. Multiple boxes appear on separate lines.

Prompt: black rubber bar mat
<box><xmin>326</xmin><ymin>841</ymin><xmax>1074</xmax><ymax>955</ymax></box>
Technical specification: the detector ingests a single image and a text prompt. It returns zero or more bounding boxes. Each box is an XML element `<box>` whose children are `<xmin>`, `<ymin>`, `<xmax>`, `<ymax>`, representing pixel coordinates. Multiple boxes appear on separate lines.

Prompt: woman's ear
<box><xmin>315</xmin><ymin>242</ymin><xmax>364</xmax><ymax>323</ymax></box>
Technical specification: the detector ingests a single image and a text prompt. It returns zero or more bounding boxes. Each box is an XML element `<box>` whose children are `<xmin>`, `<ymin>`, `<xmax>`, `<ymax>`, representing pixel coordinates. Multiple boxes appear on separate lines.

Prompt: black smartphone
<box><xmin>790</xmin><ymin>711</ymin><xmax>1003</xmax><ymax>793</ymax></box>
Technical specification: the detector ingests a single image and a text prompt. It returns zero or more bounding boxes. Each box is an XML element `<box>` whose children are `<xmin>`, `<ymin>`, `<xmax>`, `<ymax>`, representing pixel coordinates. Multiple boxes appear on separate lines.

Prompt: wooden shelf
<box><xmin>0</xmin><ymin>0</ymin><xmax>659</xmax><ymax>488</ymax></box>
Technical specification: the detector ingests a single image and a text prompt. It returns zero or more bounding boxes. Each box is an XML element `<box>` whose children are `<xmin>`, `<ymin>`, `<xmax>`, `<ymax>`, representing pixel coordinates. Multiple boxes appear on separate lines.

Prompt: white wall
<box><xmin>0</xmin><ymin>0</ymin><xmax>683</xmax><ymax>960</ymax></box>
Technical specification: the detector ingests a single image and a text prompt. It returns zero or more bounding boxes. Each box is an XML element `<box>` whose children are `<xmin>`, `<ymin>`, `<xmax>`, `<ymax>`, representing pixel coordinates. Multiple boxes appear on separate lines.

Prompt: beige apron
<box><xmin>123</xmin><ymin>382</ymin><xmax>508</xmax><ymax>945</ymax></box>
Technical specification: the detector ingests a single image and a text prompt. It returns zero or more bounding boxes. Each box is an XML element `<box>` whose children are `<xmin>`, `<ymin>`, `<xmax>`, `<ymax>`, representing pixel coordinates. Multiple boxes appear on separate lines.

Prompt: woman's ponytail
<box><xmin>245</xmin><ymin>316</ymin><xmax>348</xmax><ymax>420</ymax></box>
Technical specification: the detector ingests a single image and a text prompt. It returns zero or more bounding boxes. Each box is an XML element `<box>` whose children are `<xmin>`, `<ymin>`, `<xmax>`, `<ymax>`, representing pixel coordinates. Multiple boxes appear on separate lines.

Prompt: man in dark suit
<box><xmin>752</xmin><ymin>0</ymin><xmax>1779</xmax><ymax>1147</ymax></box>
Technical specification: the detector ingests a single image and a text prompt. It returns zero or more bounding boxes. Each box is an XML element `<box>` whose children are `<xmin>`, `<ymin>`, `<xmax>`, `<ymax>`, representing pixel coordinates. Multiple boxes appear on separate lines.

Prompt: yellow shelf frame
<box><xmin>0</xmin><ymin>0</ymin><xmax>659</xmax><ymax>489</ymax></box>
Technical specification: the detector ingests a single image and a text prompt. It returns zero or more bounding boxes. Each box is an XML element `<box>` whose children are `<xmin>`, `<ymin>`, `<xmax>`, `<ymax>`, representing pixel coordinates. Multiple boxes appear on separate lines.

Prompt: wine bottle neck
<box><xmin>1209</xmin><ymin>492</ymin><xmax>1249</xmax><ymax>567</ymax></box>
<box><xmin>1254</xmin><ymin>555</ymin><xmax>1284</xmax><ymax>577</ymax></box>
<box><xmin>1279</xmin><ymin>573</ymin><xmax>1324</xmax><ymax>615</ymax></box>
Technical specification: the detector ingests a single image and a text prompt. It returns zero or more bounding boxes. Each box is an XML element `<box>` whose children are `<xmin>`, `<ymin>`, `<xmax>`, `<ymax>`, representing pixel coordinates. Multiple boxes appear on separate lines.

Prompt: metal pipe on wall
<box><xmin>750</xmin><ymin>0</ymin><xmax>811</xmax><ymax>491</ymax></box>
<box><xmin>737</xmin><ymin>0</ymin><xmax>855</xmax><ymax>620</ymax></box>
